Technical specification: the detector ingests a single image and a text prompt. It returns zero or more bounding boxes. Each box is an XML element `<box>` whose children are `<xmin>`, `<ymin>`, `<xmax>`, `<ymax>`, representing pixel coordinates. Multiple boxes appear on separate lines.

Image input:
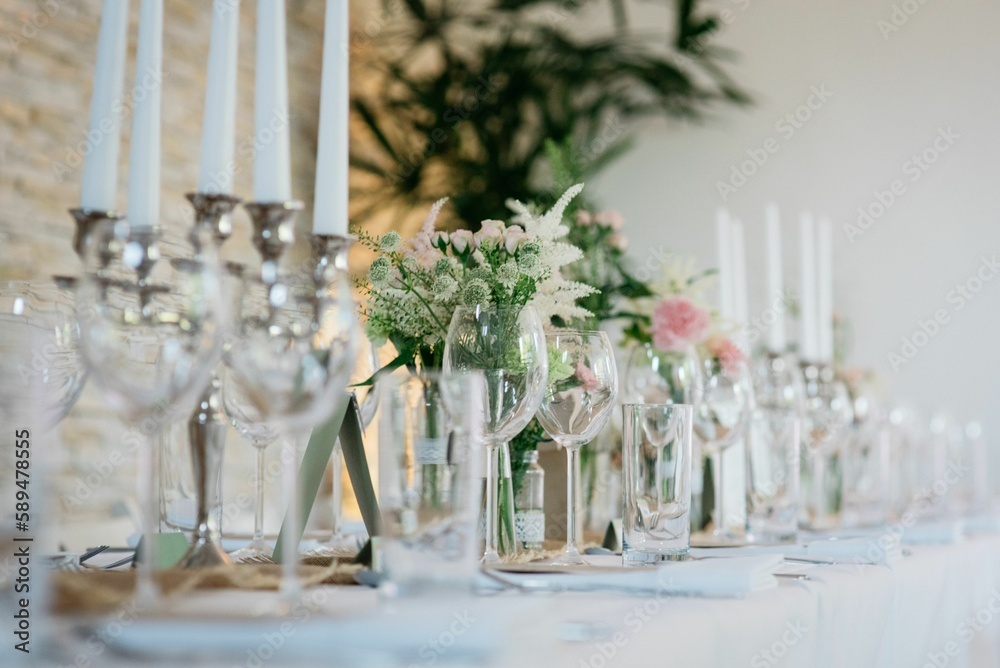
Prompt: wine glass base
<box><xmin>229</xmin><ymin>537</ymin><xmax>273</xmax><ymax>562</ymax></box>
<box><xmin>548</xmin><ymin>546</ymin><xmax>587</xmax><ymax>567</ymax></box>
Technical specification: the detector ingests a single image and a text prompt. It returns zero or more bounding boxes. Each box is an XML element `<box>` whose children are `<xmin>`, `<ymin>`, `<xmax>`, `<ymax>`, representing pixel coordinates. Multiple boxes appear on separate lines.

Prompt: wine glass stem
<box><xmin>136</xmin><ymin>426</ymin><xmax>159</xmax><ymax>606</ymax></box>
<box><xmin>711</xmin><ymin>449</ymin><xmax>725</xmax><ymax>536</ymax></box>
<box><xmin>483</xmin><ymin>441</ymin><xmax>500</xmax><ymax>563</ymax></box>
<box><xmin>254</xmin><ymin>446</ymin><xmax>266</xmax><ymax>543</ymax></box>
<box><xmin>565</xmin><ymin>443</ymin><xmax>582</xmax><ymax>558</ymax></box>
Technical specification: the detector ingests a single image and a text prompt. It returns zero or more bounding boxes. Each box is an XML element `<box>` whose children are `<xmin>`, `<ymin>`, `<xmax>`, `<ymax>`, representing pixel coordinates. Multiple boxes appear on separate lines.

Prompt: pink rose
<box><xmin>651</xmin><ymin>296</ymin><xmax>710</xmax><ymax>352</ymax></box>
<box><xmin>450</xmin><ymin>230</ymin><xmax>475</xmax><ymax>254</ymax></box>
<box><xmin>430</xmin><ymin>231</ymin><xmax>449</xmax><ymax>250</ymax></box>
<box><xmin>594</xmin><ymin>210</ymin><xmax>625</xmax><ymax>230</ymax></box>
<box><xmin>576</xmin><ymin>210</ymin><xmax>594</xmax><ymax>227</ymax></box>
<box><xmin>706</xmin><ymin>335</ymin><xmax>746</xmax><ymax>376</ymax></box>
<box><xmin>608</xmin><ymin>232</ymin><xmax>628</xmax><ymax>251</ymax></box>
<box><xmin>503</xmin><ymin>226</ymin><xmax>528</xmax><ymax>254</ymax></box>
<box><xmin>474</xmin><ymin>220</ymin><xmax>506</xmax><ymax>247</ymax></box>
<box><xmin>574</xmin><ymin>359</ymin><xmax>601</xmax><ymax>393</ymax></box>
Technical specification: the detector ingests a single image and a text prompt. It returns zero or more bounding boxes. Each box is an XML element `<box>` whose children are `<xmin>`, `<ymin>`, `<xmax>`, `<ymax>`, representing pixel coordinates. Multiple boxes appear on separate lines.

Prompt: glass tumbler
<box><xmin>622</xmin><ymin>403</ymin><xmax>694</xmax><ymax>565</ymax></box>
<box><xmin>379</xmin><ymin>371</ymin><xmax>485</xmax><ymax>595</ymax></box>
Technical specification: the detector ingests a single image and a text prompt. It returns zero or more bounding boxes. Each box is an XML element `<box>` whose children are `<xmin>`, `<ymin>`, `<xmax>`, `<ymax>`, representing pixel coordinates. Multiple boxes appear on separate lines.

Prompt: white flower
<box><xmin>496</xmin><ymin>260</ymin><xmax>520</xmax><ymax>288</ymax></box>
<box><xmin>430</xmin><ymin>231</ymin><xmax>449</xmax><ymax>249</ymax></box>
<box><xmin>368</xmin><ymin>256</ymin><xmax>392</xmax><ymax>287</ymax></box>
<box><xmin>503</xmin><ymin>226</ymin><xmax>528</xmax><ymax>254</ymax></box>
<box><xmin>450</xmin><ymin>230</ymin><xmax>474</xmax><ymax>254</ymax></box>
<box><xmin>431</xmin><ymin>275</ymin><xmax>458</xmax><ymax>302</ymax></box>
<box><xmin>461</xmin><ymin>278</ymin><xmax>492</xmax><ymax>305</ymax></box>
<box><xmin>379</xmin><ymin>231</ymin><xmax>402</xmax><ymax>253</ymax></box>
<box><xmin>474</xmin><ymin>219</ymin><xmax>505</xmax><ymax>248</ymax></box>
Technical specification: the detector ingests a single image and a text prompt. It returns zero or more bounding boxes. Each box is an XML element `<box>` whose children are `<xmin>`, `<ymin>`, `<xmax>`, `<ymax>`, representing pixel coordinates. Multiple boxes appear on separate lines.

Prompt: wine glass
<box><xmin>75</xmin><ymin>221</ymin><xmax>226</xmax><ymax>604</ymax></box>
<box><xmin>624</xmin><ymin>342</ymin><xmax>700</xmax><ymax>404</ymax></box>
<box><xmin>0</xmin><ymin>279</ymin><xmax>88</xmax><ymax>427</ymax></box>
<box><xmin>317</xmin><ymin>335</ymin><xmax>381</xmax><ymax>555</ymax></box>
<box><xmin>223</xmin><ymin>270</ymin><xmax>357</xmax><ymax>599</ymax></box>
<box><xmin>535</xmin><ymin>331</ymin><xmax>618</xmax><ymax>566</ymax></box>
<box><xmin>692</xmin><ymin>354</ymin><xmax>754</xmax><ymax>541</ymax></box>
<box><xmin>444</xmin><ymin>304</ymin><xmax>547</xmax><ymax>564</ymax></box>
<box><xmin>799</xmin><ymin>363</ymin><xmax>854</xmax><ymax>529</ymax></box>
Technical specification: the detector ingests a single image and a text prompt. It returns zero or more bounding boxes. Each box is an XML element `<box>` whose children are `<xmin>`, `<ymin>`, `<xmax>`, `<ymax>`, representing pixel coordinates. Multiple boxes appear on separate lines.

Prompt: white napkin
<box><xmin>691</xmin><ymin>536</ymin><xmax>903</xmax><ymax>566</ymax></box>
<box><xmin>902</xmin><ymin>520</ymin><xmax>964</xmax><ymax>544</ymax></box>
<box><xmin>490</xmin><ymin>554</ymin><xmax>782</xmax><ymax>598</ymax></box>
<box><xmin>964</xmin><ymin>514</ymin><xmax>1000</xmax><ymax>535</ymax></box>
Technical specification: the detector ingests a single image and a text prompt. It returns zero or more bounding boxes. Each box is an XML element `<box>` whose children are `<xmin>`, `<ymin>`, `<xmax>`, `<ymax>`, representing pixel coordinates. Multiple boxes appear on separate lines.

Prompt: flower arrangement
<box><xmin>356</xmin><ymin>185</ymin><xmax>596</xmax><ymax>372</ymax></box>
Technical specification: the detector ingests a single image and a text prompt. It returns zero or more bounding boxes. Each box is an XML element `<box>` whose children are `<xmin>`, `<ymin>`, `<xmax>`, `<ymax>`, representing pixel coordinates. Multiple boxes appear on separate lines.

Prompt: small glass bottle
<box><xmin>515</xmin><ymin>450</ymin><xmax>545</xmax><ymax>550</ymax></box>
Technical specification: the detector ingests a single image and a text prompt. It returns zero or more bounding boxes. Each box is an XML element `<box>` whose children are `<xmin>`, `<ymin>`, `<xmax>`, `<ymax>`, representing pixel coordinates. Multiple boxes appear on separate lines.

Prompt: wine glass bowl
<box><xmin>693</xmin><ymin>356</ymin><xmax>754</xmax><ymax>455</ymax></box>
<box><xmin>0</xmin><ymin>278</ymin><xmax>87</xmax><ymax>427</ymax></box>
<box><xmin>624</xmin><ymin>343</ymin><xmax>700</xmax><ymax>405</ymax></box>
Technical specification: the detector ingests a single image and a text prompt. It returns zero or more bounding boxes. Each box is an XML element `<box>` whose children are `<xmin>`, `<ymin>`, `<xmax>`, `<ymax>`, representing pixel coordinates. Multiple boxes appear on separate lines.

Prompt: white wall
<box><xmin>593</xmin><ymin>0</ymin><xmax>1000</xmax><ymax>434</ymax></box>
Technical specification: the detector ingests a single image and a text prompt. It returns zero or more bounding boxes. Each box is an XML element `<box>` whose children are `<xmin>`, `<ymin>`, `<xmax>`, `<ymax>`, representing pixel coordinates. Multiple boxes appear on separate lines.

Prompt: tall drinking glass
<box><xmin>622</xmin><ymin>403</ymin><xmax>694</xmax><ymax>565</ymax></box>
<box><xmin>379</xmin><ymin>371</ymin><xmax>484</xmax><ymax>594</ymax></box>
<box><xmin>536</xmin><ymin>331</ymin><xmax>618</xmax><ymax>566</ymax></box>
<box><xmin>444</xmin><ymin>305</ymin><xmax>547</xmax><ymax>564</ymax></box>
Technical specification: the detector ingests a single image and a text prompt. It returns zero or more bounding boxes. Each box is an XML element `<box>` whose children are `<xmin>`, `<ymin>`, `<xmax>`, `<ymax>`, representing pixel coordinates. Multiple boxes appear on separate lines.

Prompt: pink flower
<box><xmin>430</xmin><ymin>231</ymin><xmax>449</xmax><ymax>250</ymax></box>
<box><xmin>608</xmin><ymin>232</ymin><xmax>628</xmax><ymax>251</ymax></box>
<box><xmin>474</xmin><ymin>219</ymin><xmax>506</xmax><ymax>247</ymax></box>
<box><xmin>503</xmin><ymin>226</ymin><xmax>528</xmax><ymax>254</ymax></box>
<box><xmin>450</xmin><ymin>230</ymin><xmax>475</xmax><ymax>254</ymax></box>
<box><xmin>594</xmin><ymin>210</ymin><xmax>625</xmax><ymax>230</ymax></box>
<box><xmin>576</xmin><ymin>210</ymin><xmax>594</xmax><ymax>227</ymax></box>
<box><xmin>651</xmin><ymin>296</ymin><xmax>710</xmax><ymax>352</ymax></box>
<box><xmin>574</xmin><ymin>359</ymin><xmax>601</xmax><ymax>393</ymax></box>
<box><xmin>706</xmin><ymin>335</ymin><xmax>746</xmax><ymax>376</ymax></box>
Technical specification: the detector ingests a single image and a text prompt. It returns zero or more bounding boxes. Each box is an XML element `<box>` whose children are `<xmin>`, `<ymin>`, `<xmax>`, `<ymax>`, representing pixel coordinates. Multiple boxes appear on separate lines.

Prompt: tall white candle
<box><xmin>765</xmin><ymin>204</ymin><xmax>786</xmax><ymax>352</ymax></box>
<box><xmin>198</xmin><ymin>0</ymin><xmax>241</xmax><ymax>194</ymax></box>
<box><xmin>126</xmin><ymin>0</ymin><xmax>163</xmax><ymax>229</ymax></box>
<box><xmin>80</xmin><ymin>0</ymin><xmax>129</xmax><ymax>211</ymax></box>
<box><xmin>716</xmin><ymin>208</ymin><xmax>734</xmax><ymax>321</ymax></box>
<box><xmin>312</xmin><ymin>0</ymin><xmax>349</xmax><ymax>235</ymax></box>
<box><xmin>799</xmin><ymin>212</ymin><xmax>819</xmax><ymax>361</ymax></box>
<box><xmin>253</xmin><ymin>0</ymin><xmax>292</xmax><ymax>202</ymax></box>
<box><xmin>732</xmin><ymin>218</ymin><xmax>749</xmax><ymax>327</ymax></box>
<box><xmin>817</xmin><ymin>217</ymin><xmax>834</xmax><ymax>363</ymax></box>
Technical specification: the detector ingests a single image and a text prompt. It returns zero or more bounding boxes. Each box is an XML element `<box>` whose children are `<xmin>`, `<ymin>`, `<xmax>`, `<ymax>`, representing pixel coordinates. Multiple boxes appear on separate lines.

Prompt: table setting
<box><xmin>3</xmin><ymin>0</ymin><xmax>1000</xmax><ymax>666</ymax></box>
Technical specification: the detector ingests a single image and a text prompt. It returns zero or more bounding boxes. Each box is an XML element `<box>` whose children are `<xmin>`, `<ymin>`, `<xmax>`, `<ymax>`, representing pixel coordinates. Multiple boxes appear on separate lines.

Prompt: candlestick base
<box><xmin>245</xmin><ymin>200</ymin><xmax>302</xmax><ymax>283</ymax></box>
<box><xmin>309</xmin><ymin>234</ymin><xmax>355</xmax><ymax>290</ymax></box>
<box><xmin>185</xmin><ymin>192</ymin><xmax>241</xmax><ymax>249</ymax></box>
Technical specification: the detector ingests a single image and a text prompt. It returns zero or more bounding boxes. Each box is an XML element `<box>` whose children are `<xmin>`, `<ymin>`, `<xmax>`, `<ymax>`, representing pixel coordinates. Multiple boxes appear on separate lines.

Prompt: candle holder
<box><xmin>185</xmin><ymin>192</ymin><xmax>241</xmax><ymax>252</ymax></box>
<box><xmin>177</xmin><ymin>376</ymin><xmax>232</xmax><ymax>568</ymax></box>
<box><xmin>245</xmin><ymin>200</ymin><xmax>302</xmax><ymax>284</ymax></box>
<box><xmin>69</xmin><ymin>208</ymin><xmax>125</xmax><ymax>268</ymax></box>
<box><xmin>309</xmin><ymin>233</ymin><xmax>354</xmax><ymax>290</ymax></box>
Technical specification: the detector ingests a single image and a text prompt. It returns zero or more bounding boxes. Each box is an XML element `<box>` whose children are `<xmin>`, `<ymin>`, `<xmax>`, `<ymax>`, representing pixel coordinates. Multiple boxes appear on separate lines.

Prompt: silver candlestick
<box><xmin>309</xmin><ymin>233</ymin><xmax>354</xmax><ymax>290</ymax></box>
<box><xmin>69</xmin><ymin>207</ymin><xmax>124</xmax><ymax>265</ymax></box>
<box><xmin>177</xmin><ymin>376</ymin><xmax>232</xmax><ymax>568</ymax></box>
<box><xmin>245</xmin><ymin>200</ymin><xmax>302</xmax><ymax>285</ymax></box>
<box><xmin>185</xmin><ymin>192</ymin><xmax>241</xmax><ymax>253</ymax></box>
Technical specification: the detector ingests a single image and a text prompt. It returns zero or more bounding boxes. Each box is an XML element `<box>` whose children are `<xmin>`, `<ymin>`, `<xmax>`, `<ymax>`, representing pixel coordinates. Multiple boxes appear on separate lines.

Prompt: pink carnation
<box><xmin>651</xmin><ymin>296</ymin><xmax>710</xmax><ymax>352</ymax></box>
<box><xmin>705</xmin><ymin>335</ymin><xmax>746</xmax><ymax>376</ymax></box>
<box><xmin>574</xmin><ymin>359</ymin><xmax>601</xmax><ymax>393</ymax></box>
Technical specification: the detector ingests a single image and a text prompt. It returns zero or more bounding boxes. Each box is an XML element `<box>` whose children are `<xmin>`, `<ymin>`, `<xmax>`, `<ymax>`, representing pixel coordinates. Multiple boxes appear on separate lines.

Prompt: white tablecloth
<box><xmin>42</xmin><ymin>535</ymin><xmax>1000</xmax><ymax>667</ymax></box>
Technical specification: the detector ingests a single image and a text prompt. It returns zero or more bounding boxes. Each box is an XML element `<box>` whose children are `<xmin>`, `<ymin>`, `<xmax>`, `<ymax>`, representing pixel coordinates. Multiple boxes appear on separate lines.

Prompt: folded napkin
<box><xmin>901</xmin><ymin>520</ymin><xmax>964</xmax><ymax>545</ymax></box>
<box><xmin>489</xmin><ymin>554</ymin><xmax>782</xmax><ymax>598</ymax></box>
<box><xmin>964</xmin><ymin>514</ymin><xmax>1000</xmax><ymax>535</ymax></box>
<box><xmin>691</xmin><ymin>536</ymin><xmax>903</xmax><ymax>566</ymax></box>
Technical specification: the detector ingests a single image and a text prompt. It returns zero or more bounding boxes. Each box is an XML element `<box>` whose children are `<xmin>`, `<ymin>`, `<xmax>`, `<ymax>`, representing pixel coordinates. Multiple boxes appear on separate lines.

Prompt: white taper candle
<box><xmin>197</xmin><ymin>0</ymin><xmax>241</xmax><ymax>194</ymax></box>
<box><xmin>765</xmin><ymin>203</ymin><xmax>786</xmax><ymax>352</ymax></box>
<box><xmin>817</xmin><ymin>217</ymin><xmax>834</xmax><ymax>363</ymax></box>
<box><xmin>716</xmin><ymin>208</ymin><xmax>734</xmax><ymax>321</ymax></box>
<box><xmin>126</xmin><ymin>0</ymin><xmax>163</xmax><ymax>229</ymax></box>
<box><xmin>253</xmin><ymin>0</ymin><xmax>292</xmax><ymax>201</ymax></box>
<box><xmin>799</xmin><ymin>212</ymin><xmax>819</xmax><ymax>361</ymax></box>
<box><xmin>80</xmin><ymin>0</ymin><xmax>129</xmax><ymax>211</ymax></box>
<box><xmin>312</xmin><ymin>0</ymin><xmax>350</xmax><ymax>235</ymax></box>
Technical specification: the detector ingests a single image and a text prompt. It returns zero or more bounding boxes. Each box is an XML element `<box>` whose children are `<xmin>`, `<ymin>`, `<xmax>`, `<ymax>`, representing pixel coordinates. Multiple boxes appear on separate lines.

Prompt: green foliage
<box><xmin>350</xmin><ymin>0</ymin><xmax>749</xmax><ymax>228</ymax></box>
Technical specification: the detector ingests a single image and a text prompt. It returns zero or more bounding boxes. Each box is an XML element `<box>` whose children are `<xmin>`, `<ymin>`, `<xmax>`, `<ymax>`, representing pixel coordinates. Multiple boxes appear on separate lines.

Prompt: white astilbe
<box><xmin>408</xmin><ymin>197</ymin><xmax>450</xmax><ymax>267</ymax></box>
<box><xmin>507</xmin><ymin>184</ymin><xmax>596</xmax><ymax>324</ymax></box>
